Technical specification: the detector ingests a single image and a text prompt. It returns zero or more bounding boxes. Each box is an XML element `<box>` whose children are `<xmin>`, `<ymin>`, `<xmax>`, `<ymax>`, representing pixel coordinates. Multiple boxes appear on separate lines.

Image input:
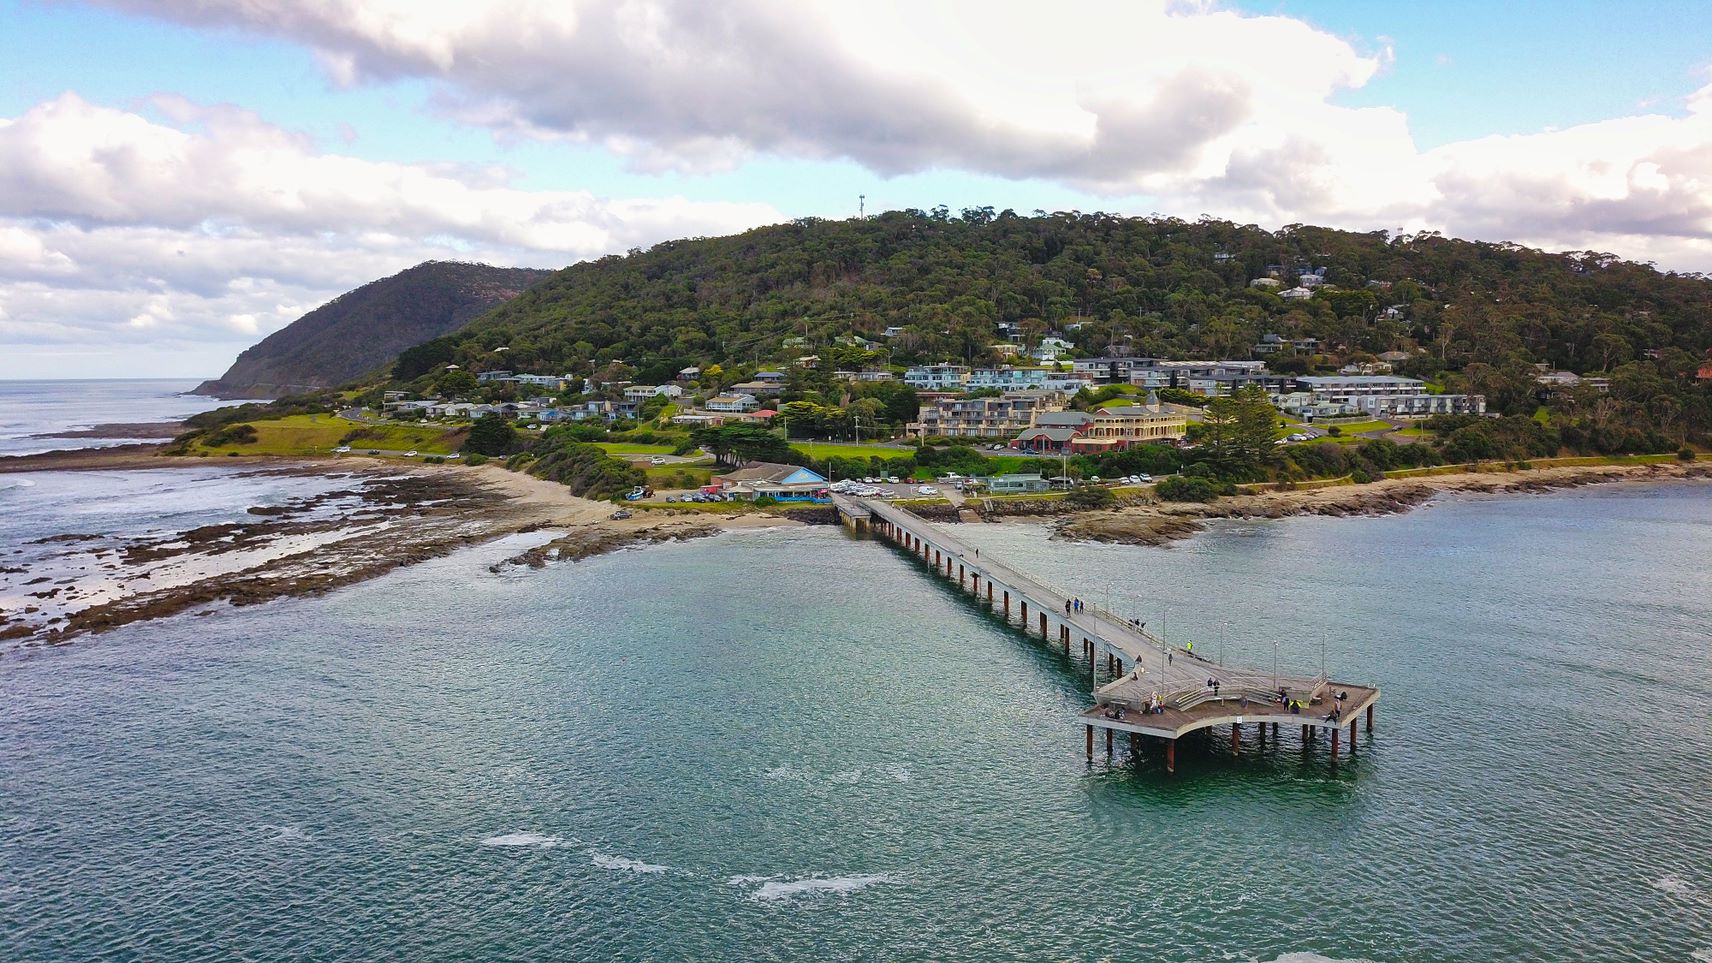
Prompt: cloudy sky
<box><xmin>4</xmin><ymin>0</ymin><xmax>1712</xmax><ymax>379</ymax></box>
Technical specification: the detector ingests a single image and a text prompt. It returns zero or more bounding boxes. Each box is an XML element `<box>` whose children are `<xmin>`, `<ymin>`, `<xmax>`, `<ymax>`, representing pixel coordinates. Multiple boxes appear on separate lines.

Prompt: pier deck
<box><xmin>838</xmin><ymin>495</ymin><xmax>1382</xmax><ymax>771</ymax></box>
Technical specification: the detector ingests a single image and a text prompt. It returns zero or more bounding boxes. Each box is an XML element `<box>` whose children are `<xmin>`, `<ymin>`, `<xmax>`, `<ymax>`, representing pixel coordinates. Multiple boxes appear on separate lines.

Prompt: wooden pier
<box><xmin>835</xmin><ymin>495</ymin><xmax>1381</xmax><ymax>773</ymax></box>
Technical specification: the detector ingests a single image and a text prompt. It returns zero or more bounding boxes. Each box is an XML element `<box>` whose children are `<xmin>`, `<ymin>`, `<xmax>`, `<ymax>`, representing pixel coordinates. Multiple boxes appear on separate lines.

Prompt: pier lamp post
<box><xmin>1272</xmin><ymin>639</ymin><xmax>1278</xmax><ymax>691</ymax></box>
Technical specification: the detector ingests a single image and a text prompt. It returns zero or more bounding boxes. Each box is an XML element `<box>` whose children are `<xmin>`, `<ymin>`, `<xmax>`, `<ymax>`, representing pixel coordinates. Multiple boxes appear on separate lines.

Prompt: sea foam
<box><xmin>480</xmin><ymin>832</ymin><xmax>566</xmax><ymax>848</ymax></box>
<box><xmin>589</xmin><ymin>852</ymin><xmax>670</xmax><ymax>874</ymax></box>
<box><xmin>747</xmin><ymin>873</ymin><xmax>899</xmax><ymax>902</ymax></box>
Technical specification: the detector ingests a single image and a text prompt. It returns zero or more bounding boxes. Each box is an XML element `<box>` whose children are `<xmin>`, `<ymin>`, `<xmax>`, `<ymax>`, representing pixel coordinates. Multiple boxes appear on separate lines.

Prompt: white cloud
<box><xmin>85</xmin><ymin>0</ymin><xmax>1712</xmax><ymax>271</ymax></box>
<box><xmin>0</xmin><ymin>92</ymin><xmax>783</xmax><ymax>377</ymax></box>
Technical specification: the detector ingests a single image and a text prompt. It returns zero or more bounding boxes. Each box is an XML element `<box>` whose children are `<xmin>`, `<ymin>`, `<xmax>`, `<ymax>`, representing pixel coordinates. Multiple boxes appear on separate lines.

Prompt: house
<box><xmin>1063</xmin><ymin>395</ymin><xmax>1191</xmax><ymax>453</ymax></box>
<box><xmin>514</xmin><ymin>374</ymin><xmax>568</xmax><ymax>390</ymax></box>
<box><xmin>1032</xmin><ymin>336</ymin><xmax>1075</xmax><ymax>362</ymax></box>
<box><xmin>903</xmin><ymin>364</ymin><xmax>971</xmax><ymax>390</ymax></box>
<box><xmin>753</xmin><ymin>370</ymin><xmax>787</xmax><ymax>384</ymax></box>
<box><xmin>1012</xmin><ymin>410</ymin><xmax>1094</xmax><ymax>452</ymax></box>
<box><xmin>909</xmin><ymin>392</ymin><xmax>1064</xmax><ymax>440</ymax></box>
<box><xmin>1249</xmin><ymin>277</ymin><xmax>1282</xmax><ymax>289</ymax></box>
<box><xmin>1213</xmin><ymin>251</ymin><xmax>1235</xmax><ymax>263</ymax></box>
<box><xmin>705</xmin><ymin>393</ymin><xmax>761</xmax><ymax>413</ymax></box>
<box><xmin>1280</xmin><ymin>286</ymin><xmax>1315</xmax><ymax>301</ymax></box>
<box><xmin>654</xmin><ymin>384</ymin><xmax>684</xmax><ymax>398</ymax></box>
<box><xmin>979</xmin><ymin>473</ymin><xmax>1049</xmax><ymax>494</ymax></box>
<box><xmin>677</xmin><ymin>366</ymin><xmax>701</xmax><ymax>381</ymax></box>
<box><xmin>1010</xmin><ymin>395</ymin><xmax>1189</xmax><ymax>454</ymax></box>
<box><xmin>477</xmin><ymin>370</ymin><xmax>516</xmax><ymax>383</ymax></box>
<box><xmin>624</xmin><ymin>385</ymin><xmax>660</xmax><ymax>402</ymax></box>
<box><xmin>1299</xmin><ymin>273</ymin><xmax>1325</xmax><ymax>288</ymax></box>
<box><xmin>882</xmin><ymin>326</ymin><xmax>906</xmax><ymax>338</ymax></box>
<box><xmin>990</xmin><ymin>343</ymin><xmax>1021</xmax><ymax>358</ymax></box>
<box><xmin>1377</xmin><ymin>350</ymin><xmax>1412</xmax><ymax>364</ymax></box>
<box><xmin>729</xmin><ymin>380</ymin><xmax>785</xmax><ymax>397</ymax></box>
<box><xmin>712</xmin><ymin>462</ymin><xmax>829</xmax><ymax>501</ymax></box>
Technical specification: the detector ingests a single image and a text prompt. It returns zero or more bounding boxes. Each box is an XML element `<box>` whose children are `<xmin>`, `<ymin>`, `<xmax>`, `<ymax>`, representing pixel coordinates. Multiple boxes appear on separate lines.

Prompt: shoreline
<box><xmin>5</xmin><ymin>444</ymin><xmax>1706</xmax><ymax>650</ymax></box>
<box><xmin>1051</xmin><ymin>460</ymin><xmax>1712</xmax><ymax>546</ymax></box>
<box><xmin>0</xmin><ymin>452</ymin><xmax>804</xmax><ymax>651</ymax></box>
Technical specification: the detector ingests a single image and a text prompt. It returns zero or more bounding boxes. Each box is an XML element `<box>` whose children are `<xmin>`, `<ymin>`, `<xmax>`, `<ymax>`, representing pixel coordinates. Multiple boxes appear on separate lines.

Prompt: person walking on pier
<box><xmin>1065</xmin><ymin>599</ymin><xmax>1072</xmax><ymax>615</ymax></box>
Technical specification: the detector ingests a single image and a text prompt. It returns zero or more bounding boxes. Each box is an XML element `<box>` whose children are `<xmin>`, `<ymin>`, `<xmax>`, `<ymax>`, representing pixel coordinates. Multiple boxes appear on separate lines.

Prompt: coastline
<box><xmin>4</xmin><ymin>441</ymin><xmax>1705</xmax><ymax>650</ymax></box>
<box><xmin>0</xmin><ymin>449</ymin><xmax>803</xmax><ymax>651</ymax></box>
<box><xmin>1052</xmin><ymin>460</ymin><xmax>1712</xmax><ymax>545</ymax></box>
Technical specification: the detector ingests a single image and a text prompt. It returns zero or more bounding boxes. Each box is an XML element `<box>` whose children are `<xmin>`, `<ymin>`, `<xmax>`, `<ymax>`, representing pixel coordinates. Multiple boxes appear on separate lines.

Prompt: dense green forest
<box><xmin>392</xmin><ymin>210</ymin><xmax>1711</xmax><ymax>442</ymax></box>
<box><xmin>197</xmin><ymin>261</ymin><xmax>551</xmax><ymax>398</ymax></box>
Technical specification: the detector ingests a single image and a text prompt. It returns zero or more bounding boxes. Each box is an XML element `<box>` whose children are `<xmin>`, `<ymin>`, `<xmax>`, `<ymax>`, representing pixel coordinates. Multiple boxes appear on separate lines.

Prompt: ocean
<box><xmin>3</xmin><ymin>466</ymin><xmax>1709</xmax><ymax>960</ymax></box>
<box><xmin>0</xmin><ymin>379</ymin><xmax>251</xmax><ymax>457</ymax></box>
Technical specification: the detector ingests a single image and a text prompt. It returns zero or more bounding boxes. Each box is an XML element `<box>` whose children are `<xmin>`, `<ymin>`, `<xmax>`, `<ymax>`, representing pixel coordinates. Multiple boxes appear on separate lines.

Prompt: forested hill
<box><xmin>195</xmin><ymin>261</ymin><xmax>553</xmax><ymax>398</ymax></box>
<box><xmin>421</xmin><ymin>210</ymin><xmax>1711</xmax><ymax>414</ymax></box>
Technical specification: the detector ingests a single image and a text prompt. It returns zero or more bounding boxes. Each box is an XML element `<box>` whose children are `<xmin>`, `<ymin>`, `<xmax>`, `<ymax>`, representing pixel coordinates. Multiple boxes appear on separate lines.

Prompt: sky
<box><xmin>3</xmin><ymin>0</ymin><xmax>1711</xmax><ymax>379</ymax></box>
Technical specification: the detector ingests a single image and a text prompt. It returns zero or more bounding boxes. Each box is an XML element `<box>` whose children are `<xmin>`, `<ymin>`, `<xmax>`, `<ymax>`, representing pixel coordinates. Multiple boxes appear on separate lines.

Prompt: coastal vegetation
<box><xmin>363</xmin><ymin>211</ymin><xmax>1710</xmax><ymax>448</ymax></box>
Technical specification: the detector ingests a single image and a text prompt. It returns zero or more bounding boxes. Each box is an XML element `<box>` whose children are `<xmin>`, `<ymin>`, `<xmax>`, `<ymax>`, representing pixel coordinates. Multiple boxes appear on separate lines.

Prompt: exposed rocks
<box><xmin>491</xmin><ymin>521</ymin><xmax>723</xmax><ymax>570</ymax></box>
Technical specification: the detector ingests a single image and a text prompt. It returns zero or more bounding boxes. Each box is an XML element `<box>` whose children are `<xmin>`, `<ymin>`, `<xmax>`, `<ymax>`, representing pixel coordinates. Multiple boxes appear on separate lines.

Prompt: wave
<box><xmin>262</xmin><ymin>824</ymin><xmax>308</xmax><ymax>843</ymax></box>
<box><xmin>0</xmin><ymin>477</ymin><xmax>37</xmax><ymax>490</ymax></box>
<box><xmin>1691</xmin><ymin>950</ymin><xmax>1712</xmax><ymax>962</ymax></box>
<box><xmin>1653</xmin><ymin>875</ymin><xmax>1696</xmax><ymax>896</ymax></box>
<box><xmin>589</xmin><ymin>852</ymin><xmax>670</xmax><ymax>874</ymax></box>
<box><xmin>1251</xmin><ymin>955</ymin><xmax>1375</xmax><ymax>963</ymax></box>
<box><xmin>479</xmin><ymin>832</ymin><xmax>567</xmax><ymax>849</ymax></box>
<box><xmin>746</xmin><ymin>873</ymin><xmax>899</xmax><ymax>902</ymax></box>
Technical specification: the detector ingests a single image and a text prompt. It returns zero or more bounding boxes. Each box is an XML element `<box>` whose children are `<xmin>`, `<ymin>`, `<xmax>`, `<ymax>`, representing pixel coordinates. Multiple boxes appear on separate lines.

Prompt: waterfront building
<box><xmin>908</xmin><ymin>391</ymin><xmax>1063</xmax><ymax>440</ymax></box>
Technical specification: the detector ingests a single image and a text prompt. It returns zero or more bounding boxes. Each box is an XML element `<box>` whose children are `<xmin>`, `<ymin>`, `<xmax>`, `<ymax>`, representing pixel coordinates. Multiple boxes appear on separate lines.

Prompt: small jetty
<box><xmin>834</xmin><ymin>495</ymin><xmax>1380</xmax><ymax>772</ymax></box>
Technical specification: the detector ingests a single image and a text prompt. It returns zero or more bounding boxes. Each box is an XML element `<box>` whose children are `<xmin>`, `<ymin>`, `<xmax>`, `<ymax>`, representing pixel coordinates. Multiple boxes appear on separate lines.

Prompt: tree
<box><xmin>464</xmin><ymin>413</ymin><xmax>519</xmax><ymax>456</ymax></box>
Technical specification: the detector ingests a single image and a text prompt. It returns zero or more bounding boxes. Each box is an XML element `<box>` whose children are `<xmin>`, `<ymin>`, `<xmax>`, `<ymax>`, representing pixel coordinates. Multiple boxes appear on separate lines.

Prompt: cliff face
<box><xmin>193</xmin><ymin>261</ymin><xmax>553</xmax><ymax>398</ymax></box>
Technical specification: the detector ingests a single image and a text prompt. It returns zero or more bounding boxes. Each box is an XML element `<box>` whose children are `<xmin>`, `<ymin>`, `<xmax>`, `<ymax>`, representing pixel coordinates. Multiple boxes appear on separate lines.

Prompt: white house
<box><xmin>705</xmin><ymin>393</ymin><xmax>761</xmax><ymax>413</ymax></box>
<box><xmin>1280</xmin><ymin>286</ymin><xmax>1315</xmax><ymax>300</ymax></box>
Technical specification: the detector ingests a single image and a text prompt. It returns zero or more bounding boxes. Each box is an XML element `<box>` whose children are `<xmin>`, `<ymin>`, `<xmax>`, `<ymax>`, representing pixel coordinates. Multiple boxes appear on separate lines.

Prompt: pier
<box><xmin>835</xmin><ymin>495</ymin><xmax>1380</xmax><ymax>772</ymax></box>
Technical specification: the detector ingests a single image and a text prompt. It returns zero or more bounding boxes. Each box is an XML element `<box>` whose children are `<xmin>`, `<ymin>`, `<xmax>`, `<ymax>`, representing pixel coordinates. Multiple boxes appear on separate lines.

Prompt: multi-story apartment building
<box><xmin>907</xmin><ymin>392</ymin><xmax>1064</xmax><ymax>440</ymax></box>
<box><xmin>1294</xmin><ymin>376</ymin><xmax>1485</xmax><ymax>417</ymax></box>
<box><xmin>902</xmin><ymin>364</ymin><xmax>971</xmax><ymax>390</ymax></box>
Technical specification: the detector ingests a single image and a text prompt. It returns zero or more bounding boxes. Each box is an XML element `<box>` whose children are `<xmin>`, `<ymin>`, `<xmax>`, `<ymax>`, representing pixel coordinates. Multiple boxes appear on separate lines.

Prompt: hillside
<box><xmin>420</xmin><ymin>211</ymin><xmax>1710</xmax><ymax>398</ymax></box>
<box><xmin>194</xmin><ymin>261</ymin><xmax>553</xmax><ymax>398</ymax></box>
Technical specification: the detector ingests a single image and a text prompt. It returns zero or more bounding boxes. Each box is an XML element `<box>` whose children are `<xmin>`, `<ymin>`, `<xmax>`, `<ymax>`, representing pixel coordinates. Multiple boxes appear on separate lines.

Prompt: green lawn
<box><xmin>594</xmin><ymin>442</ymin><xmax>676</xmax><ymax>454</ymax></box>
<box><xmin>189</xmin><ymin>415</ymin><xmax>465</xmax><ymax>457</ymax></box>
<box><xmin>1317</xmin><ymin>419</ymin><xmax>1395</xmax><ymax>435</ymax></box>
<box><xmin>645</xmin><ymin>461</ymin><xmax>715</xmax><ymax>489</ymax></box>
<box><xmin>789</xmin><ymin>441</ymin><xmax>917</xmax><ymax>460</ymax></box>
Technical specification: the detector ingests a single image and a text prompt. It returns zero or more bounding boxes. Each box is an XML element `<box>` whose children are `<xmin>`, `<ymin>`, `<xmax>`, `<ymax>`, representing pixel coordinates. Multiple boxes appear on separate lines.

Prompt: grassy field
<box><xmin>644</xmin><ymin>461</ymin><xmax>716</xmax><ymax>489</ymax></box>
<box><xmin>188</xmin><ymin>415</ymin><xmax>466</xmax><ymax>457</ymax></box>
<box><xmin>789</xmin><ymin>441</ymin><xmax>917</xmax><ymax>460</ymax></box>
<box><xmin>594</xmin><ymin>442</ymin><xmax>677</xmax><ymax>455</ymax></box>
<box><xmin>1318</xmin><ymin>419</ymin><xmax>1395</xmax><ymax>435</ymax></box>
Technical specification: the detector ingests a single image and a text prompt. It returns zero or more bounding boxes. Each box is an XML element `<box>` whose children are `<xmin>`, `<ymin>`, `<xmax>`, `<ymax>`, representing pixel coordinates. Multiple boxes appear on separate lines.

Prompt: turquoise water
<box><xmin>3</xmin><ymin>481</ymin><xmax>1711</xmax><ymax>961</ymax></box>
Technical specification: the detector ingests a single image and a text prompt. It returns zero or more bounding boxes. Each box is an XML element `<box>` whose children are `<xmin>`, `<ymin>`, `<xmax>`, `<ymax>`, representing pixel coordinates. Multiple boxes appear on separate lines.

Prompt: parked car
<box><xmin>886</xmin><ymin>476</ymin><xmax>900</xmax><ymax>484</ymax></box>
<box><xmin>650</xmin><ymin>456</ymin><xmax>667</xmax><ymax>465</ymax></box>
<box><xmin>404</xmin><ymin>450</ymin><xmax>419</xmax><ymax>457</ymax></box>
<box><xmin>916</xmin><ymin>485</ymin><xmax>939</xmax><ymax>495</ymax></box>
<box><xmin>334</xmin><ymin>445</ymin><xmax>351</xmax><ymax>453</ymax></box>
<box><xmin>1136</xmin><ymin>473</ymin><xmax>1153</xmax><ymax>483</ymax></box>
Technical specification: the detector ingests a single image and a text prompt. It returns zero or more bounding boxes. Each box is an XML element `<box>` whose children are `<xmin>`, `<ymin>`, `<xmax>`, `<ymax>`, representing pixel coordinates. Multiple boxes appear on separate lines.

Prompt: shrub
<box><xmin>423</xmin><ymin>455</ymin><xmax>445</xmax><ymax>464</ymax></box>
<box><xmin>1065</xmin><ymin>484</ymin><xmax>1116</xmax><ymax>509</ymax></box>
<box><xmin>463</xmin><ymin>453</ymin><xmax>489</xmax><ymax>466</ymax></box>
<box><xmin>464</xmin><ymin>413</ymin><xmax>520</xmax><ymax>456</ymax></box>
<box><xmin>1680</xmin><ymin>447</ymin><xmax>1696</xmax><ymax>461</ymax></box>
<box><xmin>505</xmin><ymin>452</ymin><xmax>536</xmax><ymax>471</ymax></box>
<box><xmin>1327</xmin><ymin>426</ymin><xmax>1342</xmax><ymax>437</ymax></box>
<box><xmin>1155</xmin><ymin>476</ymin><xmax>1224</xmax><ymax>502</ymax></box>
<box><xmin>205</xmin><ymin>423</ymin><xmax>258</xmax><ymax>446</ymax></box>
